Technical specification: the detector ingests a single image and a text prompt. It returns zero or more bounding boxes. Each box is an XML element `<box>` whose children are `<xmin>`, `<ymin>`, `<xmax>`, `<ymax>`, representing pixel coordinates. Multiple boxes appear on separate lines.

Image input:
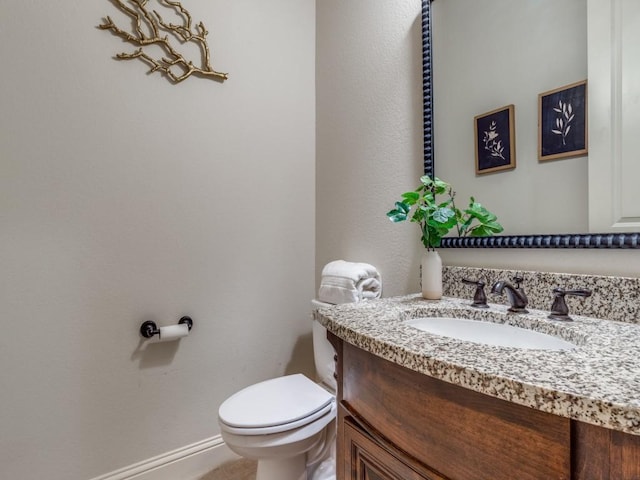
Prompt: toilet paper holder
<box><xmin>140</xmin><ymin>316</ymin><xmax>194</xmax><ymax>339</ymax></box>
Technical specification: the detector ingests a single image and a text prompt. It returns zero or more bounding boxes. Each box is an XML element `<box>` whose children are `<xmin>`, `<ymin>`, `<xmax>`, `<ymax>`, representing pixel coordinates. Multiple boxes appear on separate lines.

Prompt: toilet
<box><xmin>218</xmin><ymin>300</ymin><xmax>337</xmax><ymax>480</ymax></box>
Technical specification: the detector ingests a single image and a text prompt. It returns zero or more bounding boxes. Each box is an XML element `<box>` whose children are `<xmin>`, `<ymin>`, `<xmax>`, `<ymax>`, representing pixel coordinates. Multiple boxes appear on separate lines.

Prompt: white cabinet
<box><xmin>588</xmin><ymin>0</ymin><xmax>640</xmax><ymax>231</ymax></box>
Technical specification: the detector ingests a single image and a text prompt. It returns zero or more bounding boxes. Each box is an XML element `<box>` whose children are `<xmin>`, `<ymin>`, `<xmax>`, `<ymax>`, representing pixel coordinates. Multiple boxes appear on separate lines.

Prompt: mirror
<box><xmin>421</xmin><ymin>0</ymin><xmax>640</xmax><ymax>249</ymax></box>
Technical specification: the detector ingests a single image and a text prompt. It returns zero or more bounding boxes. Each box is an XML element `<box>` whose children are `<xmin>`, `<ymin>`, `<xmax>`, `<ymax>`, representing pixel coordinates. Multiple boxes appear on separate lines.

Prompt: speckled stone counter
<box><xmin>315</xmin><ymin>295</ymin><xmax>640</xmax><ymax>436</ymax></box>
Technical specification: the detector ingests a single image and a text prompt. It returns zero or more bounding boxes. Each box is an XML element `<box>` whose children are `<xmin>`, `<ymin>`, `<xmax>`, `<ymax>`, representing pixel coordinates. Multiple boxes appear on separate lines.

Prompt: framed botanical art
<box><xmin>474</xmin><ymin>104</ymin><xmax>516</xmax><ymax>175</ymax></box>
<box><xmin>538</xmin><ymin>80</ymin><xmax>588</xmax><ymax>161</ymax></box>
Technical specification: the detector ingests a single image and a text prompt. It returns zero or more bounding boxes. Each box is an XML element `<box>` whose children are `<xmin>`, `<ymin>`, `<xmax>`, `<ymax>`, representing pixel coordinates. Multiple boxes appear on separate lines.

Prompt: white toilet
<box><xmin>218</xmin><ymin>300</ymin><xmax>337</xmax><ymax>480</ymax></box>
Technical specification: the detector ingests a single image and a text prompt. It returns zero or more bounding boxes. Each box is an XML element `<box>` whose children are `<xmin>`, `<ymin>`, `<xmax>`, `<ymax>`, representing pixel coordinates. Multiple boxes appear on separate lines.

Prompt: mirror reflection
<box><xmin>432</xmin><ymin>0</ymin><xmax>587</xmax><ymax>235</ymax></box>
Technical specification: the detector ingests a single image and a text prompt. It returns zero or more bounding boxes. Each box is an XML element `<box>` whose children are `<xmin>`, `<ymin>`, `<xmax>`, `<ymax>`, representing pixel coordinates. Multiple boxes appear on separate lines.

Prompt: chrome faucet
<box><xmin>491</xmin><ymin>276</ymin><xmax>528</xmax><ymax>313</ymax></box>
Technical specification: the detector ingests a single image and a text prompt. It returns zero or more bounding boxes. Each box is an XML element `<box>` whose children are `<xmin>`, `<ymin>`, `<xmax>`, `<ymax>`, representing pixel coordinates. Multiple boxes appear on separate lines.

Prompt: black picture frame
<box><xmin>474</xmin><ymin>105</ymin><xmax>516</xmax><ymax>175</ymax></box>
<box><xmin>538</xmin><ymin>80</ymin><xmax>588</xmax><ymax>161</ymax></box>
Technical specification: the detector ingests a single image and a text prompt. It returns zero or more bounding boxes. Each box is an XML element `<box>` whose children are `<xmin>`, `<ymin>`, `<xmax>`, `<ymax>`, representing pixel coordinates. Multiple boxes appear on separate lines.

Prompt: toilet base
<box><xmin>256</xmin><ymin>456</ymin><xmax>307</xmax><ymax>480</ymax></box>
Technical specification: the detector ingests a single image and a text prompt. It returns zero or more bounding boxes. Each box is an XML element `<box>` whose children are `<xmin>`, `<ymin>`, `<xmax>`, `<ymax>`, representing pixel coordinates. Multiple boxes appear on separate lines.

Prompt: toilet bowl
<box><xmin>218</xmin><ymin>301</ymin><xmax>337</xmax><ymax>480</ymax></box>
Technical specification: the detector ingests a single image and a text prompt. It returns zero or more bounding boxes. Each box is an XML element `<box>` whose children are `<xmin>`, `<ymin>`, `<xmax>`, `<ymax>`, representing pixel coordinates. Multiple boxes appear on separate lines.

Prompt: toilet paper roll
<box><xmin>158</xmin><ymin>323</ymin><xmax>190</xmax><ymax>342</ymax></box>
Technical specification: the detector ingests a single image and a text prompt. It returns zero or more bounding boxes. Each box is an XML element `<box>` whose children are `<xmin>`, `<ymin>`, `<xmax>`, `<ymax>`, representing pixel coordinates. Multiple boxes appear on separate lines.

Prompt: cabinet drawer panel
<box><xmin>344</xmin><ymin>418</ymin><xmax>447</xmax><ymax>480</ymax></box>
<box><xmin>342</xmin><ymin>342</ymin><xmax>570</xmax><ymax>480</ymax></box>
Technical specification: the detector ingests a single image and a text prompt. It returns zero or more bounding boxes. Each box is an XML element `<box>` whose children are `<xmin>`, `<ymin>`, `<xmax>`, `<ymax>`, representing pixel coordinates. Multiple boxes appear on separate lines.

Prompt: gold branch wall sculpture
<box><xmin>99</xmin><ymin>0</ymin><xmax>228</xmax><ymax>83</ymax></box>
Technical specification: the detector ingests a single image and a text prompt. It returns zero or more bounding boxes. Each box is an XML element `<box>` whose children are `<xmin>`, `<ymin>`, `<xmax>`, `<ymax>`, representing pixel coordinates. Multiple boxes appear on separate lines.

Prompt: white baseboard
<box><xmin>89</xmin><ymin>435</ymin><xmax>239</xmax><ymax>480</ymax></box>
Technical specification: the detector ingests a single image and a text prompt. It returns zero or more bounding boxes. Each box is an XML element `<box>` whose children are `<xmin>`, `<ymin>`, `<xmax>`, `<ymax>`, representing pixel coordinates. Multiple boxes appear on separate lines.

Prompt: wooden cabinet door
<box><xmin>343</xmin><ymin>418</ymin><xmax>448</xmax><ymax>480</ymax></box>
<box><xmin>341</xmin><ymin>340</ymin><xmax>571</xmax><ymax>480</ymax></box>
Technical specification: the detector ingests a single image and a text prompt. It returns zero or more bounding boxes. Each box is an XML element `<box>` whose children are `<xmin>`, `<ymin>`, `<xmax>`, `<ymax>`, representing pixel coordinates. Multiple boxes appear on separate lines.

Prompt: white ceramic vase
<box><xmin>421</xmin><ymin>250</ymin><xmax>442</xmax><ymax>300</ymax></box>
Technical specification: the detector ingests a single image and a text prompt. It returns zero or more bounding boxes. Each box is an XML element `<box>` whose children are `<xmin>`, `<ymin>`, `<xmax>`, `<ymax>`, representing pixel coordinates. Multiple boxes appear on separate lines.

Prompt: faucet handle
<box><xmin>512</xmin><ymin>275</ymin><xmax>524</xmax><ymax>288</ymax></box>
<box><xmin>461</xmin><ymin>278</ymin><xmax>489</xmax><ymax>309</ymax></box>
<box><xmin>548</xmin><ymin>287</ymin><xmax>592</xmax><ymax>321</ymax></box>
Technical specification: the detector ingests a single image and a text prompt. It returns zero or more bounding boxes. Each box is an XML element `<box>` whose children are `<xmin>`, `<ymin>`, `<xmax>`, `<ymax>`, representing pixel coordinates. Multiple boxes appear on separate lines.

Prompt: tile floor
<box><xmin>198</xmin><ymin>458</ymin><xmax>257</xmax><ymax>480</ymax></box>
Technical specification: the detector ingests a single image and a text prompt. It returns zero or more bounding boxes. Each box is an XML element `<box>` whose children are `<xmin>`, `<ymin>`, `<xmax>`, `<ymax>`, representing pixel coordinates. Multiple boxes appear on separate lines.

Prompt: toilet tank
<box><xmin>311</xmin><ymin>300</ymin><xmax>337</xmax><ymax>392</ymax></box>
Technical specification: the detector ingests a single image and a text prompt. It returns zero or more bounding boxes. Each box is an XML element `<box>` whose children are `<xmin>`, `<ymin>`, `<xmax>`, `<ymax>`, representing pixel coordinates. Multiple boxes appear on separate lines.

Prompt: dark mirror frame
<box><xmin>421</xmin><ymin>0</ymin><xmax>640</xmax><ymax>249</ymax></box>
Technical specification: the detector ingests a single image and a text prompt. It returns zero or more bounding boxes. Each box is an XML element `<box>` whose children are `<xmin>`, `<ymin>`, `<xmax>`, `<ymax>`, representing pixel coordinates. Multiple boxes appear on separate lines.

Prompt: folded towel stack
<box><xmin>318</xmin><ymin>260</ymin><xmax>382</xmax><ymax>304</ymax></box>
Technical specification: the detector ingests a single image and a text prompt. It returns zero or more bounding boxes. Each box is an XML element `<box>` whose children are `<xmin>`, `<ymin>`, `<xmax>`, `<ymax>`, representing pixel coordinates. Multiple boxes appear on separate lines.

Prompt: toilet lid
<box><xmin>218</xmin><ymin>374</ymin><xmax>334</xmax><ymax>430</ymax></box>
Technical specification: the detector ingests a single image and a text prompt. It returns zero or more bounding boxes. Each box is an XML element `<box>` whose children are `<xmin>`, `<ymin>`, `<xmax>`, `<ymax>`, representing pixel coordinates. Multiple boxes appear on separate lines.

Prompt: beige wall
<box><xmin>4</xmin><ymin>1</ymin><xmax>640</xmax><ymax>479</ymax></box>
<box><xmin>0</xmin><ymin>1</ymin><xmax>315</xmax><ymax>479</ymax></box>
<box><xmin>316</xmin><ymin>0</ymin><xmax>425</xmax><ymax>297</ymax></box>
<box><xmin>316</xmin><ymin>0</ymin><xmax>640</xmax><ymax>304</ymax></box>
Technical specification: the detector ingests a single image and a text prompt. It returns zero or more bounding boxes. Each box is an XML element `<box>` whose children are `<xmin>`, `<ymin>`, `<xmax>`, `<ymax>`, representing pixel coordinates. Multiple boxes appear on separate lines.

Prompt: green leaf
<box><xmin>395</xmin><ymin>201</ymin><xmax>410</xmax><ymax>214</ymax></box>
<box><xmin>468</xmin><ymin>225</ymin><xmax>493</xmax><ymax>237</ymax></box>
<box><xmin>484</xmin><ymin>221</ymin><xmax>504</xmax><ymax>233</ymax></box>
<box><xmin>422</xmin><ymin>191</ymin><xmax>435</xmax><ymax>204</ymax></box>
<box><xmin>386</xmin><ymin>211</ymin><xmax>407</xmax><ymax>222</ymax></box>
<box><xmin>432</xmin><ymin>177</ymin><xmax>450</xmax><ymax>195</ymax></box>
<box><xmin>411</xmin><ymin>209</ymin><xmax>425</xmax><ymax>222</ymax></box>
<box><xmin>386</xmin><ymin>206</ymin><xmax>409</xmax><ymax>222</ymax></box>
<box><xmin>401</xmin><ymin>191</ymin><xmax>420</xmax><ymax>204</ymax></box>
<box><xmin>419</xmin><ymin>175</ymin><xmax>434</xmax><ymax>187</ymax></box>
<box><xmin>432</xmin><ymin>207</ymin><xmax>454</xmax><ymax>223</ymax></box>
<box><xmin>469</xmin><ymin>222</ymin><xmax>504</xmax><ymax>236</ymax></box>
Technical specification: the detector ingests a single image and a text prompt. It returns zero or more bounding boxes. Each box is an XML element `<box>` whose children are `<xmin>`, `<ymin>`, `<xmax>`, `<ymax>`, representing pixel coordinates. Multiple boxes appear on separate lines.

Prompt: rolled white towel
<box><xmin>318</xmin><ymin>260</ymin><xmax>382</xmax><ymax>304</ymax></box>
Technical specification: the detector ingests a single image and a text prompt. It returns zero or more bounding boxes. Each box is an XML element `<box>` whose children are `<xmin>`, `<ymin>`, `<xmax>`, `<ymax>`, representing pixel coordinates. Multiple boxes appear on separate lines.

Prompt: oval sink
<box><xmin>406</xmin><ymin>317</ymin><xmax>576</xmax><ymax>351</ymax></box>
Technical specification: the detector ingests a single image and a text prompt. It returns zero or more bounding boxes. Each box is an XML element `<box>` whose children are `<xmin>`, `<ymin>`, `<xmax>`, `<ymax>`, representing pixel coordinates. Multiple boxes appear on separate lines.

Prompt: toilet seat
<box><xmin>218</xmin><ymin>374</ymin><xmax>335</xmax><ymax>436</ymax></box>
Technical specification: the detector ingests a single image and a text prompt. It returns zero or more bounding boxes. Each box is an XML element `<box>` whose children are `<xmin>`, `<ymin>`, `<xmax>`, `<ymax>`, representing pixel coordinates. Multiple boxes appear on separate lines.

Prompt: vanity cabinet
<box><xmin>329</xmin><ymin>333</ymin><xmax>640</xmax><ymax>480</ymax></box>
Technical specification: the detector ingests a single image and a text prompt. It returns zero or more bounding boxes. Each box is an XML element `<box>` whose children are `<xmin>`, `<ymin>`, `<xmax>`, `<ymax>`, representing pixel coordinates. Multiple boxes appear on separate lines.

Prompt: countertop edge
<box><xmin>316</xmin><ymin>295</ymin><xmax>640</xmax><ymax>436</ymax></box>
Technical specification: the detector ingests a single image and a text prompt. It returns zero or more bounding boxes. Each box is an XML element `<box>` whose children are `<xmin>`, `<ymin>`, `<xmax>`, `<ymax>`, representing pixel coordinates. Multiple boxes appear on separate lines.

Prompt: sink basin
<box><xmin>406</xmin><ymin>317</ymin><xmax>576</xmax><ymax>351</ymax></box>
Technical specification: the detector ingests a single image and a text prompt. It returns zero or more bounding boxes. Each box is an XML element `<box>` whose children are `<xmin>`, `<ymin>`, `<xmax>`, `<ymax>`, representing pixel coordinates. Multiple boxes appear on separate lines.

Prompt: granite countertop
<box><xmin>315</xmin><ymin>294</ymin><xmax>640</xmax><ymax>436</ymax></box>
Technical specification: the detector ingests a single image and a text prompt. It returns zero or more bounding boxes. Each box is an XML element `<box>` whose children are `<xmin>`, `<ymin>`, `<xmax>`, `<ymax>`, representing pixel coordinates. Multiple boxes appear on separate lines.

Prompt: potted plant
<box><xmin>386</xmin><ymin>176</ymin><xmax>503</xmax><ymax>299</ymax></box>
